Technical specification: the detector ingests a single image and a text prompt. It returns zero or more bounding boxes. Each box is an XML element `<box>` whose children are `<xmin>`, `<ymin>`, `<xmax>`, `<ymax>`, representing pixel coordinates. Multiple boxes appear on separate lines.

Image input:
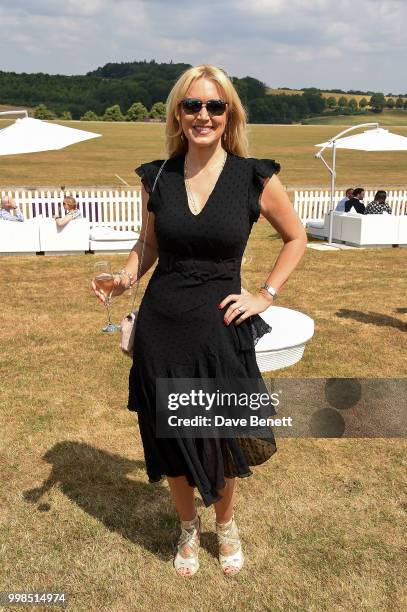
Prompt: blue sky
<box><xmin>1</xmin><ymin>0</ymin><xmax>405</xmax><ymax>93</ymax></box>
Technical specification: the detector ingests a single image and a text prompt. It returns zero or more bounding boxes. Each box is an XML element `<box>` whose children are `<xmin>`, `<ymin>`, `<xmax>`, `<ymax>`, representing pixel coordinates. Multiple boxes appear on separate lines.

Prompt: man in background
<box><xmin>336</xmin><ymin>188</ymin><xmax>353</xmax><ymax>212</ymax></box>
<box><xmin>345</xmin><ymin>187</ymin><xmax>366</xmax><ymax>214</ymax></box>
<box><xmin>0</xmin><ymin>196</ymin><xmax>25</xmax><ymax>221</ymax></box>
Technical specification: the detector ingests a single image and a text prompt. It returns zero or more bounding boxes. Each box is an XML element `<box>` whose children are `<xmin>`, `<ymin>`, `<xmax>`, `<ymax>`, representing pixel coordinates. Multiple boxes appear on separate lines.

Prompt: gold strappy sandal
<box><xmin>173</xmin><ymin>513</ymin><xmax>201</xmax><ymax>577</ymax></box>
<box><xmin>216</xmin><ymin>515</ymin><xmax>244</xmax><ymax>575</ymax></box>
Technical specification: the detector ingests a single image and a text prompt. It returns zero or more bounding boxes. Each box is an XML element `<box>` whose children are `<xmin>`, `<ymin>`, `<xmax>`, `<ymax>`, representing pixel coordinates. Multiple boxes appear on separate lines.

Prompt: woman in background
<box><xmin>364</xmin><ymin>191</ymin><xmax>392</xmax><ymax>215</ymax></box>
<box><xmin>55</xmin><ymin>195</ymin><xmax>82</xmax><ymax>228</ymax></box>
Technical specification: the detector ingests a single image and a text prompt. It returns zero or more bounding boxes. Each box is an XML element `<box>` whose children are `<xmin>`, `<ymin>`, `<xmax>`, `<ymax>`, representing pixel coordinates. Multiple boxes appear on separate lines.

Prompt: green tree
<box><xmin>385</xmin><ymin>97</ymin><xmax>395</xmax><ymax>109</ymax></box>
<box><xmin>233</xmin><ymin>76</ymin><xmax>266</xmax><ymax>105</ymax></box>
<box><xmin>34</xmin><ymin>103</ymin><xmax>55</xmax><ymax>119</ymax></box>
<box><xmin>103</xmin><ymin>104</ymin><xmax>124</xmax><ymax>121</ymax></box>
<box><xmin>326</xmin><ymin>96</ymin><xmax>337</xmax><ymax>108</ymax></box>
<box><xmin>149</xmin><ymin>101</ymin><xmax>166</xmax><ymax>120</ymax></box>
<box><xmin>126</xmin><ymin>102</ymin><xmax>148</xmax><ymax>121</ymax></box>
<box><xmin>301</xmin><ymin>90</ymin><xmax>326</xmax><ymax>114</ymax></box>
<box><xmin>396</xmin><ymin>97</ymin><xmax>404</xmax><ymax>108</ymax></box>
<box><xmin>348</xmin><ymin>98</ymin><xmax>358</xmax><ymax>112</ymax></box>
<box><xmin>338</xmin><ymin>96</ymin><xmax>348</xmax><ymax>108</ymax></box>
<box><xmin>370</xmin><ymin>92</ymin><xmax>385</xmax><ymax>112</ymax></box>
<box><xmin>359</xmin><ymin>97</ymin><xmax>368</xmax><ymax>108</ymax></box>
<box><xmin>60</xmin><ymin>110</ymin><xmax>72</xmax><ymax>120</ymax></box>
<box><xmin>80</xmin><ymin>110</ymin><xmax>99</xmax><ymax>121</ymax></box>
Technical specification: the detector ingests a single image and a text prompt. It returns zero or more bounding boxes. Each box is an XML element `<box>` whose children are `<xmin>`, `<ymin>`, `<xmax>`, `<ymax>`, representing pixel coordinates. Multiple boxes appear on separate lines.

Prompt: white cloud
<box><xmin>0</xmin><ymin>0</ymin><xmax>406</xmax><ymax>92</ymax></box>
<box><xmin>0</xmin><ymin>0</ymin><xmax>105</xmax><ymax>17</ymax></box>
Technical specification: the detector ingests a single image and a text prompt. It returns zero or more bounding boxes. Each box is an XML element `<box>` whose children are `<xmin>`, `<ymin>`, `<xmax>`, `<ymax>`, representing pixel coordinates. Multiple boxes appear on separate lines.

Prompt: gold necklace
<box><xmin>184</xmin><ymin>151</ymin><xmax>227</xmax><ymax>215</ymax></box>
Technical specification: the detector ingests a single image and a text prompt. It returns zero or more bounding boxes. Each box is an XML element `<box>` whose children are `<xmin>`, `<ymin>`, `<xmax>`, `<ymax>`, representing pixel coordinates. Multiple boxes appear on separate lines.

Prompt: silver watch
<box><xmin>260</xmin><ymin>283</ymin><xmax>278</xmax><ymax>299</ymax></box>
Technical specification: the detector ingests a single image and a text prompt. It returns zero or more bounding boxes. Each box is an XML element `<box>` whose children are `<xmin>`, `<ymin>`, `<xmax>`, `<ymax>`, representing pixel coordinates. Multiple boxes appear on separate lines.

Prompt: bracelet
<box><xmin>119</xmin><ymin>269</ymin><xmax>135</xmax><ymax>289</ymax></box>
<box><xmin>260</xmin><ymin>283</ymin><xmax>278</xmax><ymax>299</ymax></box>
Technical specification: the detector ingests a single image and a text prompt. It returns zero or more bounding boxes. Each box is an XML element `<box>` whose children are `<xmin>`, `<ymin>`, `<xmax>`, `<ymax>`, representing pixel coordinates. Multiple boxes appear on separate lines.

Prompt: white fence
<box><xmin>2</xmin><ymin>187</ymin><xmax>406</xmax><ymax>229</ymax></box>
<box><xmin>294</xmin><ymin>189</ymin><xmax>407</xmax><ymax>224</ymax></box>
<box><xmin>0</xmin><ymin>188</ymin><xmax>142</xmax><ymax>231</ymax></box>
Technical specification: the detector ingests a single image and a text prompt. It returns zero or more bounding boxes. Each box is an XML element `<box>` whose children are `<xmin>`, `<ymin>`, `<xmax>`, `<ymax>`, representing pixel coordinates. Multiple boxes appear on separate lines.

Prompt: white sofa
<box><xmin>307</xmin><ymin>211</ymin><xmax>407</xmax><ymax>247</ymax></box>
<box><xmin>307</xmin><ymin>211</ymin><xmax>344</xmax><ymax>241</ymax></box>
<box><xmin>39</xmin><ymin>218</ymin><xmax>90</xmax><ymax>254</ymax></box>
<box><xmin>340</xmin><ymin>213</ymin><xmax>399</xmax><ymax>246</ymax></box>
<box><xmin>396</xmin><ymin>215</ymin><xmax>407</xmax><ymax>246</ymax></box>
<box><xmin>89</xmin><ymin>227</ymin><xmax>139</xmax><ymax>252</ymax></box>
<box><xmin>0</xmin><ymin>218</ymin><xmax>41</xmax><ymax>254</ymax></box>
<box><xmin>0</xmin><ymin>218</ymin><xmax>141</xmax><ymax>255</ymax></box>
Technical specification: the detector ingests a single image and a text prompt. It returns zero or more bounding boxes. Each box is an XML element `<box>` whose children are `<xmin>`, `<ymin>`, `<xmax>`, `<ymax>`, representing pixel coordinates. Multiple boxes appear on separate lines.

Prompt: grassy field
<box><xmin>0</xmin><ymin>104</ymin><xmax>32</xmax><ymax>112</ymax></box>
<box><xmin>267</xmin><ymin>88</ymin><xmax>407</xmax><ymax>103</ymax></box>
<box><xmin>303</xmin><ymin>110</ymin><xmax>407</xmax><ymax>126</ymax></box>
<box><xmin>1</xmin><ymin>120</ymin><xmax>407</xmax><ymax>190</ymax></box>
<box><xmin>0</xmin><ymin>220</ymin><xmax>406</xmax><ymax>610</ymax></box>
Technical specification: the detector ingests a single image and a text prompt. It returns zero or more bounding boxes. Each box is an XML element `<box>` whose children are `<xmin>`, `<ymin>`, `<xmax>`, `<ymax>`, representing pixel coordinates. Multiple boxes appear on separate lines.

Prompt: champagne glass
<box><xmin>93</xmin><ymin>261</ymin><xmax>120</xmax><ymax>333</ymax></box>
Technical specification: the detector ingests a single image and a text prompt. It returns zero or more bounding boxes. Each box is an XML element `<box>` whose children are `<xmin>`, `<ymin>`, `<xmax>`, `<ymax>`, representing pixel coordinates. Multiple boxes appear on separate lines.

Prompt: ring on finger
<box><xmin>237</xmin><ymin>306</ymin><xmax>245</xmax><ymax>313</ymax></box>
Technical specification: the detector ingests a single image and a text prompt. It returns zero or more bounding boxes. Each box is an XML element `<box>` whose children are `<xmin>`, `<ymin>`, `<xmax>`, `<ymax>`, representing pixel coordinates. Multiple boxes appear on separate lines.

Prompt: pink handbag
<box><xmin>120</xmin><ymin>159</ymin><xmax>167</xmax><ymax>357</ymax></box>
<box><xmin>120</xmin><ymin>310</ymin><xmax>138</xmax><ymax>357</ymax></box>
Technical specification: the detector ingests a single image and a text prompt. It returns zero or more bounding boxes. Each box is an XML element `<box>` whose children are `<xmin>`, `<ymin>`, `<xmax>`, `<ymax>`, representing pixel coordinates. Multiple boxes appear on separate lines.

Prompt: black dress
<box><xmin>128</xmin><ymin>151</ymin><xmax>280</xmax><ymax>506</ymax></box>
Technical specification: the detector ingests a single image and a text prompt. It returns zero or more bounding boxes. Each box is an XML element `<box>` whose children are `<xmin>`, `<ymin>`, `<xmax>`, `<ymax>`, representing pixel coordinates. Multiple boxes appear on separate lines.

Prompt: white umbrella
<box><xmin>314</xmin><ymin>123</ymin><xmax>407</xmax><ymax>244</ymax></box>
<box><xmin>316</xmin><ymin>127</ymin><xmax>407</xmax><ymax>151</ymax></box>
<box><xmin>0</xmin><ymin>110</ymin><xmax>101</xmax><ymax>156</ymax></box>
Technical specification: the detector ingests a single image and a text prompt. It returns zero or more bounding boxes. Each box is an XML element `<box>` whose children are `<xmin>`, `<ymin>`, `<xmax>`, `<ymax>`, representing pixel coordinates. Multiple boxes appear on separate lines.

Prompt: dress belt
<box><xmin>157</xmin><ymin>251</ymin><xmax>240</xmax><ymax>283</ymax></box>
<box><xmin>157</xmin><ymin>251</ymin><xmax>256</xmax><ymax>353</ymax></box>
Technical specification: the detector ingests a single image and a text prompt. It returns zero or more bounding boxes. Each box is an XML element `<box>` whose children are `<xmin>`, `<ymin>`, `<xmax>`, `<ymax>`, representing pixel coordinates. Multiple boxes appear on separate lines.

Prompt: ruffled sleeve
<box><xmin>135</xmin><ymin>160</ymin><xmax>165</xmax><ymax>213</ymax></box>
<box><xmin>249</xmin><ymin>158</ymin><xmax>281</xmax><ymax>224</ymax></box>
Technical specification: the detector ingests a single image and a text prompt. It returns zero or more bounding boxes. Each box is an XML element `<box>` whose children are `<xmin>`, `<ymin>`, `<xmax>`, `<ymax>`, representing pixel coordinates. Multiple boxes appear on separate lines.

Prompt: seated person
<box><xmin>365</xmin><ymin>191</ymin><xmax>392</xmax><ymax>215</ymax></box>
<box><xmin>0</xmin><ymin>196</ymin><xmax>24</xmax><ymax>221</ymax></box>
<box><xmin>344</xmin><ymin>187</ymin><xmax>366</xmax><ymax>214</ymax></box>
<box><xmin>54</xmin><ymin>195</ymin><xmax>82</xmax><ymax>228</ymax></box>
<box><xmin>336</xmin><ymin>188</ymin><xmax>353</xmax><ymax>212</ymax></box>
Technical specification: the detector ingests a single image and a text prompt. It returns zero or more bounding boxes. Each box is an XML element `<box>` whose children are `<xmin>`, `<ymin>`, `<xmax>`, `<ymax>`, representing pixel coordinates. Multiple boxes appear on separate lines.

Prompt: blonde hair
<box><xmin>63</xmin><ymin>196</ymin><xmax>77</xmax><ymax>211</ymax></box>
<box><xmin>165</xmin><ymin>64</ymin><xmax>249</xmax><ymax>158</ymax></box>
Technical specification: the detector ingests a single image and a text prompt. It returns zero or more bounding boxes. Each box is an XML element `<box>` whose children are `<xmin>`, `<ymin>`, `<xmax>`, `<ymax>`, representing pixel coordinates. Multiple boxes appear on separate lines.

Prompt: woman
<box><xmin>92</xmin><ymin>64</ymin><xmax>307</xmax><ymax>577</ymax></box>
<box><xmin>364</xmin><ymin>190</ymin><xmax>392</xmax><ymax>215</ymax></box>
<box><xmin>55</xmin><ymin>195</ymin><xmax>82</xmax><ymax>227</ymax></box>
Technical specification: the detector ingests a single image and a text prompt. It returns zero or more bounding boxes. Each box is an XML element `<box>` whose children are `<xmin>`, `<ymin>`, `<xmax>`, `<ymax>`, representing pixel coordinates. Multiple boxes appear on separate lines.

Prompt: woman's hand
<box><xmin>219</xmin><ymin>291</ymin><xmax>274</xmax><ymax>326</ymax></box>
<box><xmin>90</xmin><ymin>274</ymin><xmax>129</xmax><ymax>306</ymax></box>
<box><xmin>112</xmin><ymin>273</ymin><xmax>131</xmax><ymax>297</ymax></box>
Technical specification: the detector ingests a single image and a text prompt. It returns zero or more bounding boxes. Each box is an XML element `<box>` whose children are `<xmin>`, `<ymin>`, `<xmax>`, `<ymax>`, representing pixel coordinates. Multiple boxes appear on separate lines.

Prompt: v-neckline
<box><xmin>181</xmin><ymin>151</ymin><xmax>229</xmax><ymax>218</ymax></box>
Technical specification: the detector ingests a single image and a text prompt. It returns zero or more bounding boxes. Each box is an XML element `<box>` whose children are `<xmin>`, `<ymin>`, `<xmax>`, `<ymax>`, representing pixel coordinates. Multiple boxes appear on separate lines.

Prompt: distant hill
<box><xmin>0</xmin><ymin>60</ymin><xmax>404</xmax><ymax>124</ymax></box>
<box><xmin>267</xmin><ymin>87</ymin><xmax>407</xmax><ymax>103</ymax></box>
<box><xmin>301</xmin><ymin>109</ymin><xmax>407</xmax><ymax>126</ymax></box>
<box><xmin>87</xmin><ymin>59</ymin><xmax>191</xmax><ymax>80</ymax></box>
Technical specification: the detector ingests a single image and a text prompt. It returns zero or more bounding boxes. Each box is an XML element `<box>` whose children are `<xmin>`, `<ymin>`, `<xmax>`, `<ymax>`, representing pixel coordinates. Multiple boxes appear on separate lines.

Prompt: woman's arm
<box><xmin>121</xmin><ymin>183</ymin><xmax>159</xmax><ymax>280</ymax></box>
<box><xmin>221</xmin><ymin>174</ymin><xmax>307</xmax><ymax>325</ymax></box>
<box><xmin>257</xmin><ymin>174</ymin><xmax>307</xmax><ymax>300</ymax></box>
<box><xmin>55</xmin><ymin>215</ymin><xmax>72</xmax><ymax>228</ymax></box>
<box><xmin>98</xmin><ymin>184</ymin><xmax>159</xmax><ymax>303</ymax></box>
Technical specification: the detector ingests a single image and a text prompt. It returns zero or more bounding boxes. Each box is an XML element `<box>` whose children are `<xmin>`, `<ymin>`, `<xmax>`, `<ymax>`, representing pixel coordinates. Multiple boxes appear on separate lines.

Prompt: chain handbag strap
<box><xmin>129</xmin><ymin>159</ymin><xmax>167</xmax><ymax>313</ymax></box>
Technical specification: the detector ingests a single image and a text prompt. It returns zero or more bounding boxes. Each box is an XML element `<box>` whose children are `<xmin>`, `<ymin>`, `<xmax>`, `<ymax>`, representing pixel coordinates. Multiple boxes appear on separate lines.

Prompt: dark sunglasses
<box><xmin>181</xmin><ymin>98</ymin><xmax>228</xmax><ymax>116</ymax></box>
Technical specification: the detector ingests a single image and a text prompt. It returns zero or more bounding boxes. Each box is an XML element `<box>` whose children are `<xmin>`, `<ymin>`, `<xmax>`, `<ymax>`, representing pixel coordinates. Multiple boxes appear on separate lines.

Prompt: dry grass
<box><xmin>267</xmin><ymin>88</ymin><xmax>407</xmax><ymax>103</ymax></box>
<box><xmin>0</xmin><ymin>104</ymin><xmax>33</xmax><ymax>112</ymax></box>
<box><xmin>1</xmin><ymin>120</ymin><xmax>407</xmax><ymax>190</ymax></box>
<box><xmin>0</xmin><ymin>223</ymin><xmax>406</xmax><ymax>611</ymax></box>
<box><xmin>303</xmin><ymin>110</ymin><xmax>407</xmax><ymax>127</ymax></box>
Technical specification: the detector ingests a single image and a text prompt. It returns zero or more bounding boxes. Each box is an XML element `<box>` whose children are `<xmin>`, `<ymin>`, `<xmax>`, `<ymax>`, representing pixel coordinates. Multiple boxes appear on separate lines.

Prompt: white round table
<box><xmin>255</xmin><ymin>306</ymin><xmax>314</xmax><ymax>372</ymax></box>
